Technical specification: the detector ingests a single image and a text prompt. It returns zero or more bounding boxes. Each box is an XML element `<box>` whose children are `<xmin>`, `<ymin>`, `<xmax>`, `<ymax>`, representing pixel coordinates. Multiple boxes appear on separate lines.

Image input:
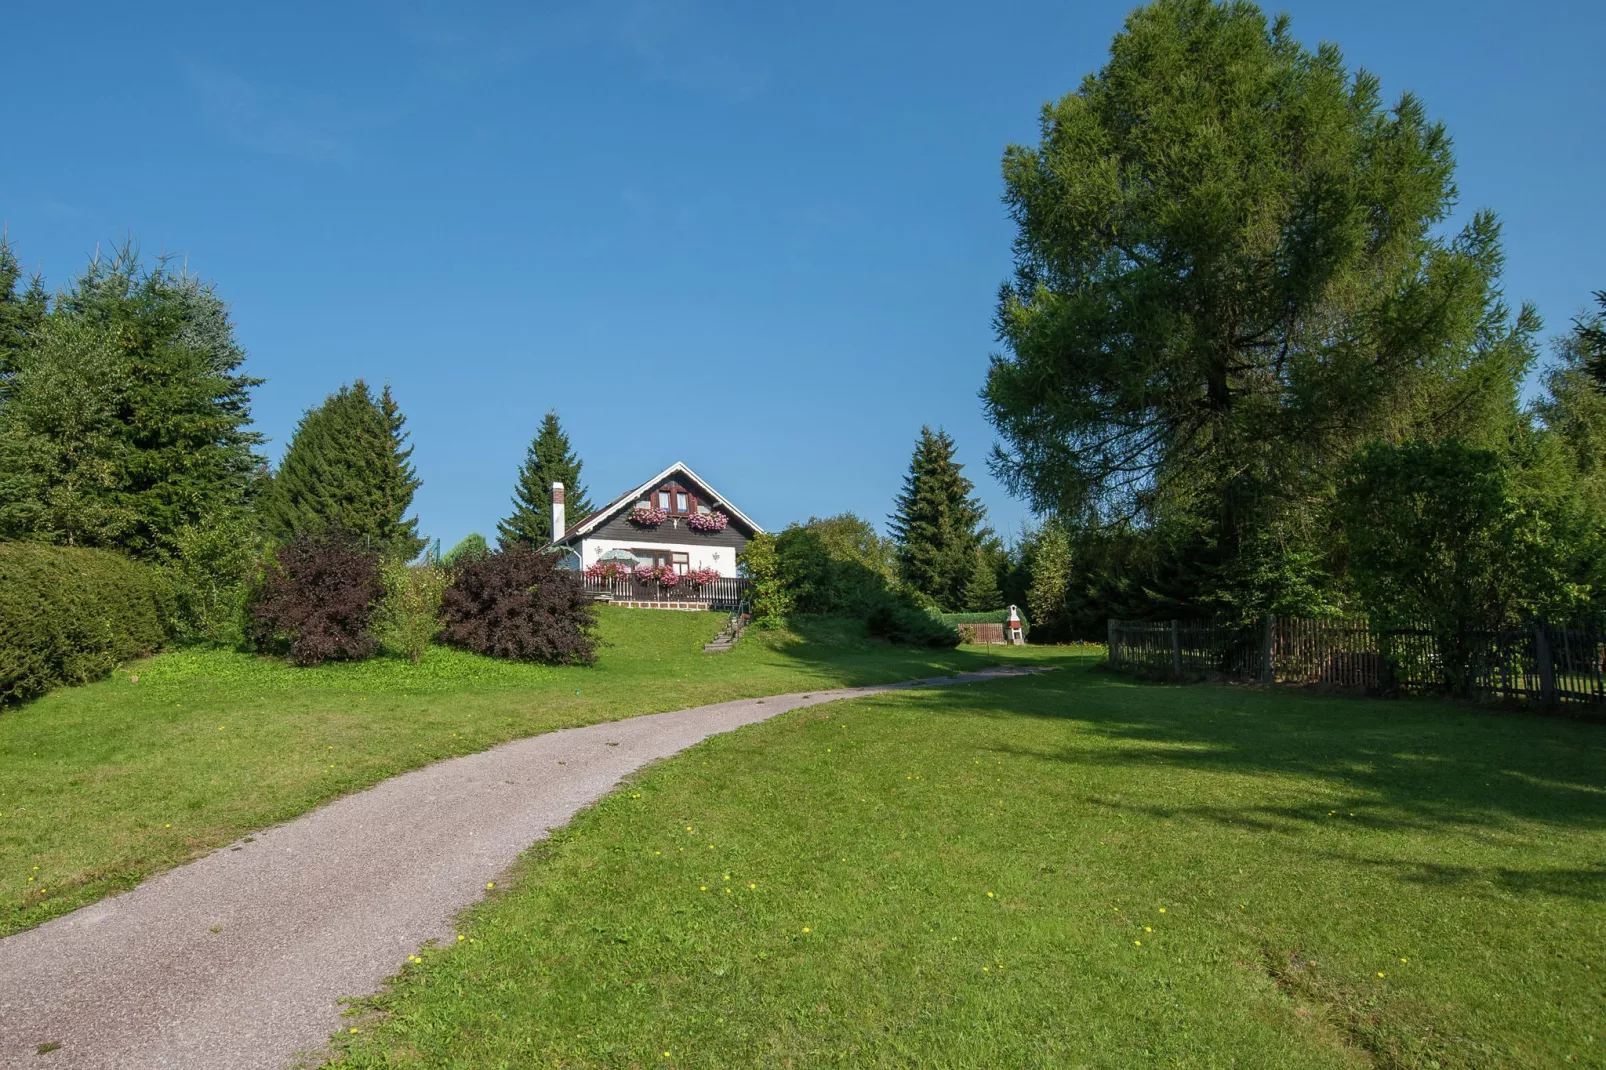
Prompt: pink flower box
<box><xmin>686</xmin><ymin>510</ymin><xmax>729</xmax><ymax>532</ymax></box>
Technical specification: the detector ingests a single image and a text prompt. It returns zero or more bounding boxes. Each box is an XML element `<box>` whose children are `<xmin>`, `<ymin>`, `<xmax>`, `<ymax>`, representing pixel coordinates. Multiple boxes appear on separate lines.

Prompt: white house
<box><xmin>548</xmin><ymin>461</ymin><xmax>761</xmax><ymax>579</ymax></box>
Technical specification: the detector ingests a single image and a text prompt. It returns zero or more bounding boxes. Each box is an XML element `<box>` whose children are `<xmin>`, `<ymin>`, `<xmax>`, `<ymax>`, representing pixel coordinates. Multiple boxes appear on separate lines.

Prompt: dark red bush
<box><xmin>440</xmin><ymin>545</ymin><xmax>597</xmax><ymax>664</ymax></box>
<box><xmin>248</xmin><ymin>530</ymin><xmax>384</xmax><ymax>666</ymax></box>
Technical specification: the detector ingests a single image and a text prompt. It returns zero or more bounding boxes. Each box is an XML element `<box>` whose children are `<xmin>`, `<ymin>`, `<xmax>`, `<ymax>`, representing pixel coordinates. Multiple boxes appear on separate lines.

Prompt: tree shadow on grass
<box><xmin>747</xmin><ymin>615</ymin><xmax>1071</xmax><ymax>689</ymax></box>
<box><xmin>900</xmin><ymin>662</ymin><xmax>1606</xmax><ymax>839</ymax></box>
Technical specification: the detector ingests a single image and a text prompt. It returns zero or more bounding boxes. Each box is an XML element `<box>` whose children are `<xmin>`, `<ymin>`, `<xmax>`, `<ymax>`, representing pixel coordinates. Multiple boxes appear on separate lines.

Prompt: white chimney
<box><xmin>550</xmin><ymin>481</ymin><xmax>565</xmax><ymax>543</ymax></box>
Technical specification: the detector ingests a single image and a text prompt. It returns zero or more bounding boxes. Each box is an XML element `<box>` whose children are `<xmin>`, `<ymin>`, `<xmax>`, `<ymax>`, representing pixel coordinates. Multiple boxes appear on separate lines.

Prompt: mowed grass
<box><xmin>0</xmin><ymin>608</ymin><xmax>1054</xmax><ymax>937</ymax></box>
<box><xmin>326</xmin><ymin>656</ymin><xmax>1606</xmax><ymax>1069</ymax></box>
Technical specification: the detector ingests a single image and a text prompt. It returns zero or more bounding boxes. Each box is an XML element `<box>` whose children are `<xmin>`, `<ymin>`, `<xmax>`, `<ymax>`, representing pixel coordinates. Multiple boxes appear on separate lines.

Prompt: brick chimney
<box><xmin>550</xmin><ymin>481</ymin><xmax>565</xmax><ymax>543</ymax></box>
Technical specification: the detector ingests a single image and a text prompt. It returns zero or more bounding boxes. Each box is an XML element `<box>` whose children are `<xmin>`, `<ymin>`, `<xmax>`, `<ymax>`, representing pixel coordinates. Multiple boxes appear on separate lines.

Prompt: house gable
<box><xmin>554</xmin><ymin>462</ymin><xmax>762</xmax><ymax>546</ymax></box>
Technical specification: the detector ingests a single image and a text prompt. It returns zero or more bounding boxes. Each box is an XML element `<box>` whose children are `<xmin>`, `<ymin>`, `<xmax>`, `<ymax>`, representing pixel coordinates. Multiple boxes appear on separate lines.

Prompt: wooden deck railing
<box><xmin>583</xmin><ymin>575</ymin><xmax>749</xmax><ymax>607</ymax></box>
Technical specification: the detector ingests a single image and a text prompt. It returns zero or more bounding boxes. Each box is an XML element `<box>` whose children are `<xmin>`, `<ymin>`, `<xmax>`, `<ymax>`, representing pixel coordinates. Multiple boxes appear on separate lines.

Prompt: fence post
<box><xmin>1533</xmin><ymin>618</ymin><xmax>1557</xmax><ymax>705</ymax></box>
<box><xmin>1170</xmin><ymin>619</ymin><xmax>1183</xmax><ymax>678</ymax></box>
<box><xmin>1260</xmin><ymin>616</ymin><xmax>1275</xmax><ymax>684</ymax></box>
<box><xmin>1107</xmin><ymin>619</ymin><xmax>1120</xmax><ymax>669</ymax></box>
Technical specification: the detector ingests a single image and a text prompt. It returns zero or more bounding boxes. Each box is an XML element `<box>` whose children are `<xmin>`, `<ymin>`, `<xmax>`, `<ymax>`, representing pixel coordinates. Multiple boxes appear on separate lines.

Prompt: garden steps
<box><xmin>703</xmin><ymin>612</ymin><xmax>748</xmax><ymax>653</ymax></box>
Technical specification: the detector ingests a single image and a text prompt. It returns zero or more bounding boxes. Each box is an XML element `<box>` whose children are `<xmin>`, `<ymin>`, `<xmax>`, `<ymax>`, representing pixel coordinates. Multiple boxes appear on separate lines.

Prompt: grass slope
<box><xmin>326</xmin><ymin>655</ymin><xmax>1605</xmax><ymax>1069</ymax></box>
<box><xmin>0</xmin><ymin>609</ymin><xmax>1048</xmax><ymax>937</ymax></box>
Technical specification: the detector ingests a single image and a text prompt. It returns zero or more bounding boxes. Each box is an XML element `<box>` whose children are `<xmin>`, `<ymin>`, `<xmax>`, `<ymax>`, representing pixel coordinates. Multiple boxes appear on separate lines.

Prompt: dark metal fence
<box><xmin>1107</xmin><ymin>615</ymin><xmax>1606</xmax><ymax>706</ymax></box>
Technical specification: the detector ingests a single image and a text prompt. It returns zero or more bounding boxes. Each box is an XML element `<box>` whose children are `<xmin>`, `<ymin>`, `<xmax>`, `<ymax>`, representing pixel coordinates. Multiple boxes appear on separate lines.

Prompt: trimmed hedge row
<box><xmin>0</xmin><ymin>543</ymin><xmax>171</xmax><ymax>704</ymax></box>
<box><xmin>934</xmin><ymin>609</ymin><xmax>1031</xmax><ymax>637</ymax></box>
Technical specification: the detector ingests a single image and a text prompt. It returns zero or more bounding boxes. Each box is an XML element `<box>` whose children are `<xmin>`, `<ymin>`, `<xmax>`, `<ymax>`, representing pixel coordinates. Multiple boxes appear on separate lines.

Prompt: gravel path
<box><xmin>0</xmin><ymin>666</ymin><xmax>1044</xmax><ymax>1070</ymax></box>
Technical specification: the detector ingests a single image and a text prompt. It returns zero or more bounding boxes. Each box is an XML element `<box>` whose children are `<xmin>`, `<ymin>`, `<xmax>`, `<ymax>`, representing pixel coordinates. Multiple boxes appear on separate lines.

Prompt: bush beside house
<box><xmin>0</xmin><ymin>543</ymin><xmax>171</xmax><ymax>704</ymax></box>
<box><xmin>439</xmin><ymin>545</ymin><xmax>599</xmax><ymax>665</ymax></box>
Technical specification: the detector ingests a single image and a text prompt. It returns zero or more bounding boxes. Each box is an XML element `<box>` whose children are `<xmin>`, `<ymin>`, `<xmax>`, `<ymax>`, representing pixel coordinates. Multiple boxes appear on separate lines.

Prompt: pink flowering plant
<box><xmin>632</xmin><ymin>563</ymin><xmax>680</xmax><ymax>587</ymax></box>
<box><xmin>628</xmin><ymin>505</ymin><xmax>669</xmax><ymax>527</ymax></box>
<box><xmin>584</xmin><ymin>561</ymin><xmax>630</xmax><ymax>581</ymax></box>
<box><xmin>684</xmin><ymin>567</ymin><xmax>721</xmax><ymax>587</ymax></box>
<box><xmin>686</xmin><ymin>510</ymin><xmax>729</xmax><ymax>532</ymax></box>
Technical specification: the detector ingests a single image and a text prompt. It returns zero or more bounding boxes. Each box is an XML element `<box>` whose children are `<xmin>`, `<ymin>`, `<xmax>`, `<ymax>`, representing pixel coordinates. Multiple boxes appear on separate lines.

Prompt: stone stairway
<box><xmin>703</xmin><ymin>612</ymin><xmax>748</xmax><ymax>653</ymax></box>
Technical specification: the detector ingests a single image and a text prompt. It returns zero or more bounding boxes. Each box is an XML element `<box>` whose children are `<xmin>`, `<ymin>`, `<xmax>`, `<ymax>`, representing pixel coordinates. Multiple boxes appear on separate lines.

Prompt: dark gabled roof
<box><xmin>553</xmin><ymin>461</ymin><xmax>763</xmax><ymax>544</ymax></box>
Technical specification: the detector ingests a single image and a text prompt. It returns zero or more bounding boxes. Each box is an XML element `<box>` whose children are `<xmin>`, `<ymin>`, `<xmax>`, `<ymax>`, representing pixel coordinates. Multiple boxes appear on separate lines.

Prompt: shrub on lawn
<box><xmin>376</xmin><ymin>559</ymin><xmax>448</xmax><ymax>663</ymax></box>
<box><xmin>248</xmin><ymin>530</ymin><xmax>384</xmax><ymax>666</ymax></box>
<box><xmin>439</xmin><ymin>545</ymin><xmax>598</xmax><ymax>664</ymax></box>
<box><xmin>164</xmin><ymin>507</ymin><xmax>262</xmax><ymax>647</ymax></box>
<box><xmin>866</xmin><ymin>594</ymin><xmax>961</xmax><ymax>648</ymax></box>
<box><xmin>0</xmin><ymin>542</ymin><xmax>171</xmax><ymax>704</ymax></box>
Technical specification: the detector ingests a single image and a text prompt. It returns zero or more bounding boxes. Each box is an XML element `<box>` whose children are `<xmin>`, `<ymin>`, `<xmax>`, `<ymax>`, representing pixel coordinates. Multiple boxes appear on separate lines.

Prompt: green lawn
<box><xmin>0</xmin><ymin>608</ymin><xmax>1051</xmax><ymax>937</ymax></box>
<box><xmin>325</xmin><ymin>654</ymin><xmax>1605</xmax><ymax>1069</ymax></box>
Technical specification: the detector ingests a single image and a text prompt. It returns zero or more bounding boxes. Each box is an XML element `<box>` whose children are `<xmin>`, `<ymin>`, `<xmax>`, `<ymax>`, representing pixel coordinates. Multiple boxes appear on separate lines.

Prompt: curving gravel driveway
<box><xmin>0</xmin><ymin>666</ymin><xmax>1044</xmax><ymax>1070</ymax></box>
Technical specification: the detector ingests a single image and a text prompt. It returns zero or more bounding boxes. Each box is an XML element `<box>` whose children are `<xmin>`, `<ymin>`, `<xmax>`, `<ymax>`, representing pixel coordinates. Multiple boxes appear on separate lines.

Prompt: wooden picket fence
<box><xmin>1107</xmin><ymin>615</ymin><xmax>1606</xmax><ymax>706</ymax></box>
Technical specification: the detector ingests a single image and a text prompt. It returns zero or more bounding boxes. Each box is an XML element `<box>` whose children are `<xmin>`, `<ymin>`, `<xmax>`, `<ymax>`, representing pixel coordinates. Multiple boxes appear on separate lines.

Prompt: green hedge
<box><xmin>0</xmin><ymin>543</ymin><xmax>171</xmax><ymax>704</ymax></box>
<box><xmin>933</xmin><ymin>609</ymin><xmax>1031</xmax><ymax>637</ymax></box>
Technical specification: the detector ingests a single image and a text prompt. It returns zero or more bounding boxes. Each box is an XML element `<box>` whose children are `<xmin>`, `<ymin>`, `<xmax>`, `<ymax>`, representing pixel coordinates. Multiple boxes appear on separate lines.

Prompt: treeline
<box><xmin>741</xmin><ymin>426</ymin><xmax>1023</xmax><ymax>647</ymax></box>
<box><xmin>0</xmin><ymin>239</ymin><xmax>604</xmax><ymax>694</ymax></box>
<box><xmin>969</xmin><ymin>0</ymin><xmax>1606</xmax><ymax>671</ymax></box>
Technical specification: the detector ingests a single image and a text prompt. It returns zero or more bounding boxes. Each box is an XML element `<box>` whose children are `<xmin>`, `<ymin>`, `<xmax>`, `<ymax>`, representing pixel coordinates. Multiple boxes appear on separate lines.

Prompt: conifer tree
<box><xmin>985</xmin><ymin>0</ymin><xmax>1537</xmax><ymax>617</ymax></box>
<box><xmin>0</xmin><ymin>318</ymin><xmax>134</xmax><ymax>545</ymax></box>
<box><xmin>498</xmin><ymin>411</ymin><xmax>593</xmax><ymax>547</ymax></box>
<box><xmin>1576</xmin><ymin>292</ymin><xmax>1606</xmax><ymax>388</ymax></box>
<box><xmin>0</xmin><ymin>236</ymin><xmax>49</xmax><ymax>395</ymax></box>
<box><xmin>0</xmin><ymin>242</ymin><xmax>263</xmax><ymax>557</ymax></box>
<box><xmin>888</xmin><ymin>426</ymin><xmax>986</xmax><ymax>608</ymax></box>
<box><xmin>962</xmin><ymin>547</ymin><xmax>1004</xmax><ymax>611</ymax></box>
<box><xmin>264</xmin><ymin>380</ymin><xmax>425</xmax><ymax>558</ymax></box>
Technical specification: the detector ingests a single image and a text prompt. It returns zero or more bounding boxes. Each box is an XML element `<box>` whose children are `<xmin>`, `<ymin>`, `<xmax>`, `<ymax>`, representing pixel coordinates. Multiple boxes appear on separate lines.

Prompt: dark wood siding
<box><xmin>585</xmin><ymin>510</ymin><xmax>751</xmax><ymax>551</ymax></box>
<box><xmin>568</xmin><ymin>467</ymin><xmax>756</xmax><ymax>553</ymax></box>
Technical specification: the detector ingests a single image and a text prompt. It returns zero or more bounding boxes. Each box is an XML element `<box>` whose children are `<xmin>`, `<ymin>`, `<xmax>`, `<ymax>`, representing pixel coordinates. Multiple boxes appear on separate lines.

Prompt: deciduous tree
<box><xmin>1337</xmin><ymin>440</ymin><xmax>1575</xmax><ymax>694</ymax></box>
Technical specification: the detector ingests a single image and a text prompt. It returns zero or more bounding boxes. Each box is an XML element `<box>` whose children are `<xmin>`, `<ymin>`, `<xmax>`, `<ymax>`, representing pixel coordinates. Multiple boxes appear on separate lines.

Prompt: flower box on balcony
<box><xmin>686</xmin><ymin>510</ymin><xmax>729</xmax><ymax>533</ymax></box>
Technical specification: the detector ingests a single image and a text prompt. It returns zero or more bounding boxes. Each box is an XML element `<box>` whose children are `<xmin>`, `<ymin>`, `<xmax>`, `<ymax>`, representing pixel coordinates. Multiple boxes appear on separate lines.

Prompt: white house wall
<box><xmin>580</xmin><ymin>537</ymin><xmax>742</xmax><ymax>577</ymax></box>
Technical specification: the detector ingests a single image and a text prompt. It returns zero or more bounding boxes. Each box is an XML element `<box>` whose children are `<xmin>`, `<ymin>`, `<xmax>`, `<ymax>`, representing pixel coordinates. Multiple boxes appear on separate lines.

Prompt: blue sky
<box><xmin>4</xmin><ymin>0</ymin><xmax>1602</xmax><ymax>549</ymax></box>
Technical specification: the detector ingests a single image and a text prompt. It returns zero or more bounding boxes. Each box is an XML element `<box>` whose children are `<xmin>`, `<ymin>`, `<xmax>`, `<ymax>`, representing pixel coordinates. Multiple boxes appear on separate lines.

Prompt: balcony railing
<box><xmin>583</xmin><ymin>575</ymin><xmax>749</xmax><ymax>607</ymax></box>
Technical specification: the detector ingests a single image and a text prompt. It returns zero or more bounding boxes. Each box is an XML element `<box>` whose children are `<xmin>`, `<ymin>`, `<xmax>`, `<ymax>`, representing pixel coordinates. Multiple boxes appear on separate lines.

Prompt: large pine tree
<box><xmin>263</xmin><ymin>380</ymin><xmax>425</xmax><ymax>558</ymax></box>
<box><xmin>888</xmin><ymin>426</ymin><xmax>986</xmax><ymax>608</ymax></box>
<box><xmin>0</xmin><ymin>242</ymin><xmax>264</xmax><ymax>557</ymax></box>
<box><xmin>498</xmin><ymin>411</ymin><xmax>593</xmax><ymax>547</ymax></box>
<box><xmin>0</xmin><ymin>235</ymin><xmax>49</xmax><ymax>395</ymax></box>
<box><xmin>0</xmin><ymin>318</ymin><xmax>133</xmax><ymax>546</ymax></box>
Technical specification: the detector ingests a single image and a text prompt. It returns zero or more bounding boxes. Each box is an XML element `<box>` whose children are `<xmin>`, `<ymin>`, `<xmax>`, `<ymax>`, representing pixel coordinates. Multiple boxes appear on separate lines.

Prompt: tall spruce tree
<box><xmin>264</xmin><ymin>380</ymin><xmax>425</xmax><ymax>558</ymax></box>
<box><xmin>0</xmin><ymin>242</ymin><xmax>264</xmax><ymax>558</ymax></box>
<box><xmin>498</xmin><ymin>410</ymin><xmax>593</xmax><ymax>547</ymax></box>
<box><xmin>0</xmin><ymin>317</ymin><xmax>134</xmax><ymax>545</ymax></box>
<box><xmin>0</xmin><ymin>235</ymin><xmax>49</xmax><ymax>396</ymax></box>
<box><xmin>888</xmin><ymin>426</ymin><xmax>986</xmax><ymax>608</ymax></box>
<box><xmin>962</xmin><ymin>547</ymin><xmax>1005</xmax><ymax>611</ymax></box>
<box><xmin>1575</xmin><ymin>292</ymin><xmax>1606</xmax><ymax>388</ymax></box>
